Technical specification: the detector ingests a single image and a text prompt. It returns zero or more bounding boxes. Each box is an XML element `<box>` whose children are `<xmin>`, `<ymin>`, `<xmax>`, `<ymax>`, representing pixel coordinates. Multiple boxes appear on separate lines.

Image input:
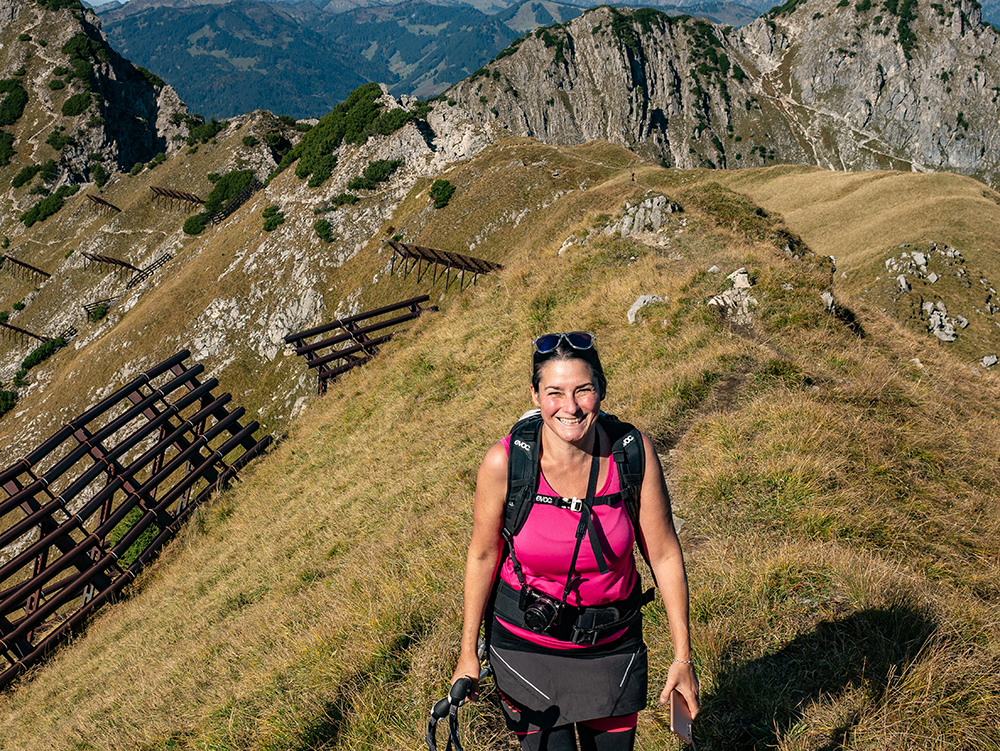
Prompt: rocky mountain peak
<box><xmin>447</xmin><ymin>0</ymin><xmax>1000</xmax><ymax>186</ymax></box>
<box><xmin>1</xmin><ymin>0</ymin><xmax>188</xmax><ymax>191</ymax></box>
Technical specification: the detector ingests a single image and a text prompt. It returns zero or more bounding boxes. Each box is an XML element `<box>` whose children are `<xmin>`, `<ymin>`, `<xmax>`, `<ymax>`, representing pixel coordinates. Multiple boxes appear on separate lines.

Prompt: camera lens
<box><xmin>524</xmin><ymin>596</ymin><xmax>559</xmax><ymax>633</ymax></box>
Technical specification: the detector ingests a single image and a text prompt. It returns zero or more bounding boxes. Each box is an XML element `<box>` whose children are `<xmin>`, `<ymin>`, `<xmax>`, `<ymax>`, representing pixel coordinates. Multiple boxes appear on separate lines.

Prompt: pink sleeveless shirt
<box><xmin>497</xmin><ymin>435</ymin><xmax>638</xmax><ymax>648</ymax></box>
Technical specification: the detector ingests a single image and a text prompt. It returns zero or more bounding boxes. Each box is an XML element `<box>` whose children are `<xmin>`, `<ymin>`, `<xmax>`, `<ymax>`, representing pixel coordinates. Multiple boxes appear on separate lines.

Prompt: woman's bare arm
<box><xmin>635</xmin><ymin>433</ymin><xmax>700</xmax><ymax>717</ymax></box>
<box><xmin>452</xmin><ymin>441</ymin><xmax>508</xmax><ymax>697</ymax></box>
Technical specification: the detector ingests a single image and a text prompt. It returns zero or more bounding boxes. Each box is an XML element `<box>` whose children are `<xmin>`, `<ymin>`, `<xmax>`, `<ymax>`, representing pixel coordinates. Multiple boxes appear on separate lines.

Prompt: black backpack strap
<box><xmin>601</xmin><ymin>415</ymin><xmax>648</xmax><ymax>566</ymax></box>
<box><xmin>504</xmin><ymin>414</ymin><xmax>543</xmax><ymax>538</ymax></box>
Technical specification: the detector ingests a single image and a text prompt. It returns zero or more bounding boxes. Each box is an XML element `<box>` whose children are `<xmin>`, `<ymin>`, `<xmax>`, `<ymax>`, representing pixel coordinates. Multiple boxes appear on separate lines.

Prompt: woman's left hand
<box><xmin>659</xmin><ymin>660</ymin><xmax>700</xmax><ymax>719</ymax></box>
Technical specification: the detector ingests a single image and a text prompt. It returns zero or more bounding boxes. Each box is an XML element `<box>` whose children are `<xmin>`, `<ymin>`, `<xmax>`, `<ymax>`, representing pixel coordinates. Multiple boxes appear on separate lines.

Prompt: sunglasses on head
<box><xmin>532</xmin><ymin>331</ymin><xmax>597</xmax><ymax>354</ymax></box>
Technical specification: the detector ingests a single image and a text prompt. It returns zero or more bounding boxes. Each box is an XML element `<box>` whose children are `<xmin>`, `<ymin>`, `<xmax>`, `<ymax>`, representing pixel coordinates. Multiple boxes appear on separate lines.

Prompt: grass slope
<box><xmin>0</xmin><ymin>146</ymin><xmax>998</xmax><ymax>750</ymax></box>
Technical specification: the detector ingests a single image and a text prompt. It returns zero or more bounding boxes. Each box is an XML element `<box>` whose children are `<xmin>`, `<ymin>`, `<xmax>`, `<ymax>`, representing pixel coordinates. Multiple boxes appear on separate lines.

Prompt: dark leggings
<box><xmin>517</xmin><ymin>724</ymin><xmax>637</xmax><ymax>751</ymax></box>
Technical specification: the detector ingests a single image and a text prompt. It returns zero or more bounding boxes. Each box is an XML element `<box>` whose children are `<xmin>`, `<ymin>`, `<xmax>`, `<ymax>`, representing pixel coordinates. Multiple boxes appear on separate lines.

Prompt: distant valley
<box><xmin>98</xmin><ymin>0</ymin><xmax>761</xmax><ymax>117</ymax></box>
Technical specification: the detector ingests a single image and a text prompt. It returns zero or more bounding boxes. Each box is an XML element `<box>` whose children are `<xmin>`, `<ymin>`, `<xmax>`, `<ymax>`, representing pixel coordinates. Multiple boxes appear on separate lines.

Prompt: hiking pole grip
<box><xmin>450</xmin><ymin>676</ymin><xmax>473</xmax><ymax>705</ymax></box>
<box><xmin>431</xmin><ymin>695</ymin><xmax>453</xmax><ymax>720</ymax></box>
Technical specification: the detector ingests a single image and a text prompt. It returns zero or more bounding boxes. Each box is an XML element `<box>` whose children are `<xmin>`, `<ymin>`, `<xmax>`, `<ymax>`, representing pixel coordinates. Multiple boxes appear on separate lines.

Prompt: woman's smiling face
<box><xmin>530</xmin><ymin>357</ymin><xmax>602</xmax><ymax>447</ymax></box>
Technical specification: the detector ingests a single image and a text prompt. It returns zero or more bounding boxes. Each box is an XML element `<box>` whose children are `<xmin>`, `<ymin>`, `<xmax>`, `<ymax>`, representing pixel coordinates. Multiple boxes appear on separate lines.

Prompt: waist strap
<box><xmin>494</xmin><ymin>578</ymin><xmax>654</xmax><ymax>645</ymax></box>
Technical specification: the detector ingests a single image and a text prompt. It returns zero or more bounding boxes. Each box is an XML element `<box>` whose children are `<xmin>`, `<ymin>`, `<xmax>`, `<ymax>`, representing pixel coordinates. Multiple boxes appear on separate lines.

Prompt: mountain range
<box><xmin>97</xmin><ymin>0</ymin><xmax>760</xmax><ymax>117</ymax></box>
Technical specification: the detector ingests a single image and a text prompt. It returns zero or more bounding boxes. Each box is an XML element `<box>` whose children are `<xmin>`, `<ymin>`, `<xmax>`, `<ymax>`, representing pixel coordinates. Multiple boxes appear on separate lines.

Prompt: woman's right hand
<box><xmin>451</xmin><ymin>652</ymin><xmax>483</xmax><ymax>702</ymax></box>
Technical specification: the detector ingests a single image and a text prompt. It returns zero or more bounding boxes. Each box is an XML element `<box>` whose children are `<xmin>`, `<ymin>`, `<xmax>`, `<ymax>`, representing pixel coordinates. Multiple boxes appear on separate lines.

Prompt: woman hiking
<box><xmin>452</xmin><ymin>331</ymin><xmax>699</xmax><ymax>751</ymax></box>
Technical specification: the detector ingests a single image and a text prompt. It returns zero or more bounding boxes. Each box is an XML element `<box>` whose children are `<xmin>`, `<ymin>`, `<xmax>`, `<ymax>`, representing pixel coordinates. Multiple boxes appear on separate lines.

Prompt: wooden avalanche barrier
<box><xmin>87</xmin><ymin>195</ymin><xmax>121</xmax><ymax>216</ymax></box>
<box><xmin>150</xmin><ymin>186</ymin><xmax>204</xmax><ymax>211</ymax></box>
<box><xmin>0</xmin><ymin>350</ymin><xmax>272</xmax><ymax>690</ymax></box>
<box><xmin>1</xmin><ymin>255</ymin><xmax>50</xmax><ymax>282</ymax></box>
<box><xmin>284</xmin><ymin>295</ymin><xmax>436</xmax><ymax>394</ymax></box>
<box><xmin>387</xmin><ymin>241</ymin><xmax>502</xmax><ymax>291</ymax></box>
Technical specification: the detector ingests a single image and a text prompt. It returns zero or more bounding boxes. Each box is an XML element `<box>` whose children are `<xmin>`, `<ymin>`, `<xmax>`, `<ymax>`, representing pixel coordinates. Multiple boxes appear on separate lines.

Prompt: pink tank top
<box><xmin>497</xmin><ymin>435</ymin><xmax>638</xmax><ymax>648</ymax></box>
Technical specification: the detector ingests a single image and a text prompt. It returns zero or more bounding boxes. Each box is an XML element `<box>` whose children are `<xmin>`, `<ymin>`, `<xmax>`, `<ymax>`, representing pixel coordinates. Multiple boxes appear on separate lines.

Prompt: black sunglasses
<box><xmin>532</xmin><ymin>331</ymin><xmax>597</xmax><ymax>354</ymax></box>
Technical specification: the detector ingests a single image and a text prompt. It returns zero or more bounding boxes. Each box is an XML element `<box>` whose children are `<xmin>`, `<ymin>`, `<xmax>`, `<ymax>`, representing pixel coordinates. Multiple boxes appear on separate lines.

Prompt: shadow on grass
<box><xmin>694</xmin><ymin>604</ymin><xmax>935</xmax><ymax>750</ymax></box>
<box><xmin>293</xmin><ymin>619</ymin><xmax>431</xmax><ymax>750</ymax></box>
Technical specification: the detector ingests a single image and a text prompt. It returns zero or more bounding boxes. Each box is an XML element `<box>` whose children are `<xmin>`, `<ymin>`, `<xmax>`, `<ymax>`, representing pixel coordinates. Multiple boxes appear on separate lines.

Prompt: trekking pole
<box><xmin>426</xmin><ymin>643</ymin><xmax>492</xmax><ymax>751</ymax></box>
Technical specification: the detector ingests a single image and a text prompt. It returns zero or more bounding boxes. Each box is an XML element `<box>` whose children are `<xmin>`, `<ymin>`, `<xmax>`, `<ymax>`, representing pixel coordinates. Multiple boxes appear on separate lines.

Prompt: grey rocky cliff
<box><xmin>0</xmin><ymin>0</ymin><xmax>23</xmax><ymax>26</ymax></box>
<box><xmin>0</xmin><ymin>4</ymin><xmax>187</xmax><ymax>185</ymax></box>
<box><xmin>77</xmin><ymin>12</ymin><xmax>188</xmax><ymax>171</ymax></box>
<box><xmin>448</xmin><ymin>0</ymin><xmax>1000</xmax><ymax>185</ymax></box>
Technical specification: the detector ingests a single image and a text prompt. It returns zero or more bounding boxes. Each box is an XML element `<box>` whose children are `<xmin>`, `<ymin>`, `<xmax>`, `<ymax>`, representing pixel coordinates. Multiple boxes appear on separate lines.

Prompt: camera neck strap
<box><xmin>559</xmin><ymin>448</ymin><xmax>603</xmax><ymax>605</ymax></box>
<box><xmin>504</xmin><ymin>445</ymin><xmax>605</xmax><ymax>603</ymax></box>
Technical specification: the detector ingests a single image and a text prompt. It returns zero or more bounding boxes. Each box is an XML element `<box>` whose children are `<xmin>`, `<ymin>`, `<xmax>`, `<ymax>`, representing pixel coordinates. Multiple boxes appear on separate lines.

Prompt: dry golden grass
<box><xmin>0</xmin><ymin>146</ymin><xmax>998</xmax><ymax>750</ymax></box>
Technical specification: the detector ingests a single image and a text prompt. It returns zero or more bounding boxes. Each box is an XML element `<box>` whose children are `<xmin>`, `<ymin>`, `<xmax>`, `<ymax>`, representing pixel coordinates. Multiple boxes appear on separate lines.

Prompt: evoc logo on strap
<box><xmin>513</xmin><ymin>439</ymin><xmax>532</xmax><ymax>453</ymax></box>
<box><xmin>622</xmin><ymin>435</ymin><xmax>635</xmax><ymax>448</ymax></box>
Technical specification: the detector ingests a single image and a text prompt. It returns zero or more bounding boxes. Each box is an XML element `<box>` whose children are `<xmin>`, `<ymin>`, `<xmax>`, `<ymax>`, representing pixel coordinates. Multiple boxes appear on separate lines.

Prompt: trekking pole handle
<box><xmin>431</xmin><ymin>696</ymin><xmax>453</xmax><ymax>721</ymax></box>
<box><xmin>450</xmin><ymin>676</ymin><xmax>473</xmax><ymax>705</ymax></box>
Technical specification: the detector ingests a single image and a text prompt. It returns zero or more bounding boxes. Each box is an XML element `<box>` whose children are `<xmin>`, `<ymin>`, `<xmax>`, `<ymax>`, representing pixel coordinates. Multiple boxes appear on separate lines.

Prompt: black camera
<box><xmin>520</xmin><ymin>587</ymin><xmax>562</xmax><ymax>633</ymax></box>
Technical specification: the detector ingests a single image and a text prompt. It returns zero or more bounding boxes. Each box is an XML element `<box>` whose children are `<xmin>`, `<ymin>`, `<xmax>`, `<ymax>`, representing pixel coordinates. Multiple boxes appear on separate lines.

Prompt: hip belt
<box><xmin>493</xmin><ymin>578</ymin><xmax>655</xmax><ymax>645</ymax></box>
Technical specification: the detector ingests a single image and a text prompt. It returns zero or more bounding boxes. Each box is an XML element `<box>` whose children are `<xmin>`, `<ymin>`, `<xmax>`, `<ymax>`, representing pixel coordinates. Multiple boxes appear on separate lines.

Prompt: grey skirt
<box><xmin>488</xmin><ymin>618</ymin><xmax>648</xmax><ymax>732</ymax></box>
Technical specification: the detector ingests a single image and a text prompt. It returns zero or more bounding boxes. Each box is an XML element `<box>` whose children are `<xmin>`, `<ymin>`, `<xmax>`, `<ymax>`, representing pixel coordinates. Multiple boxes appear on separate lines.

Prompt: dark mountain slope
<box><xmin>101</xmin><ymin>0</ymin><xmax>375</xmax><ymax>118</ymax></box>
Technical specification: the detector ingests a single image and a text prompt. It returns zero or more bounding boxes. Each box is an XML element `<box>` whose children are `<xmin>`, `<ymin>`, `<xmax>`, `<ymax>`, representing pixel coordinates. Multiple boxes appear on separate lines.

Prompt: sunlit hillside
<box><xmin>0</xmin><ymin>140</ymin><xmax>997</xmax><ymax>750</ymax></box>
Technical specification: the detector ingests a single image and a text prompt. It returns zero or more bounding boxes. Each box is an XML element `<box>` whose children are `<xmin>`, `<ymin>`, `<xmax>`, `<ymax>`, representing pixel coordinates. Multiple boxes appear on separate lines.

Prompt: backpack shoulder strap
<box><xmin>504</xmin><ymin>413</ymin><xmax>543</xmax><ymax>538</ymax></box>
<box><xmin>601</xmin><ymin>414</ymin><xmax>647</xmax><ymax>563</ymax></box>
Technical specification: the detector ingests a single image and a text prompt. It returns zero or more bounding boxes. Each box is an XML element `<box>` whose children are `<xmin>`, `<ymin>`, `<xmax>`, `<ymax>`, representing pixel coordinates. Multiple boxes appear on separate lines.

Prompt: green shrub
<box><xmin>88</xmin><ymin>304</ymin><xmax>108</xmax><ymax>322</ymax></box>
<box><xmin>274</xmin><ymin>83</ymin><xmax>425</xmax><ymax>186</ymax></box>
<box><xmin>183</xmin><ymin>212</ymin><xmax>209</xmax><ymax>235</ymax></box>
<box><xmin>38</xmin><ymin>0</ymin><xmax>85</xmax><ymax>8</ymax></box>
<box><xmin>207</xmin><ymin>173</ymin><xmax>221</xmax><ymax>183</ymax></box>
<box><xmin>107</xmin><ymin>505</ymin><xmax>158</xmax><ymax>566</ymax></box>
<box><xmin>136</xmin><ymin>65</ymin><xmax>164</xmax><ymax>88</ymax></box>
<box><xmin>18</xmin><ymin>33</ymin><xmax>31</xmax><ymax>42</ymax></box>
<box><xmin>242</xmin><ymin>135</ymin><xmax>259</xmax><ymax>148</ymax></box>
<box><xmin>314</xmin><ymin>218</ymin><xmax>334</xmax><ymax>242</ymax></box>
<box><xmin>262</xmin><ymin>206</ymin><xmax>285</xmax><ymax>231</ymax></box>
<box><xmin>62</xmin><ymin>92</ymin><xmax>91</xmax><ymax>117</ymax></box>
<box><xmin>48</xmin><ymin>79</ymin><xmax>65</xmax><ymax>90</ymax></box>
<box><xmin>0</xmin><ymin>80</ymin><xmax>29</xmax><ymax>126</ymax></box>
<box><xmin>204</xmin><ymin>169</ymin><xmax>254</xmax><ymax>214</ymax></box>
<box><xmin>46</xmin><ymin>128</ymin><xmax>74</xmax><ymax>151</ymax></box>
<box><xmin>0</xmin><ymin>390</ymin><xmax>16</xmax><ymax>420</ymax></box>
<box><xmin>88</xmin><ymin>152</ymin><xmax>104</xmax><ymax>161</ymax></box>
<box><xmin>20</xmin><ymin>185</ymin><xmax>78</xmax><ymax>227</ymax></box>
<box><xmin>306</xmin><ymin>154</ymin><xmax>336</xmax><ymax>188</ymax></box>
<box><xmin>12</xmin><ymin>164</ymin><xmax>41</xmax><ymax>188</ymax></box>
<box><xmin>21</xmin><ymin>336</ymin><xmax>65</xmax><ymax>372</ymax></box>
<box><xmin>53</xmin><ymin>66</ymin><xmax>70</xmax><ymax>76</ymax></box>
<box><xmin>347</xmin><ymin>159</ymin><xmax>403</xmax><ymax>191</ymax></box>
<box><xmin>91</xmin><ymin>162</ymin><xmax>109</xmax><ymax>188</ymax></box>
<box><xmin>429</xmin><ymin>179</ymin><xmax>456</xmax><ymax>209</ymax></box>
<box><xmin>12</xmin><ymin>302</ymin><xmax>24</xmax><ymax>311</ymax></box>
<box><xmin>62</xmin><ymin>32</ymin><xmax>109</xmax><ymax>90</ymax></box>
<box><xmin>332</xmin><ymin>193</ymin><xmax>359</xmax><ymax>208</ymax></box>
<box><xmin>189</xmin><ymin>118</ymin><xmax>225</xmax><ymax>143</ymax></box>
<box><xmin>39</xmin><ymin>159</ymin><xmax>58</xmax><ymax>182</ymax></box>
<box><xmin>129</xmin><ymin>162</ymin><xmax>143</xmax><ymax>176</ymax></box>
<box><xmin>12</xmin><ymin>68</ymin><xmax>25</xmax><ymax>77</ymax></box>
<box><xmin>0</xmin><ymin>132</ymin><xmax>14</xmax><ymax>167</ymax></box>
<box><xmin>0</xmin><ymin>309</ymin><xmax>7</xmax><ymax>320</ymax></box>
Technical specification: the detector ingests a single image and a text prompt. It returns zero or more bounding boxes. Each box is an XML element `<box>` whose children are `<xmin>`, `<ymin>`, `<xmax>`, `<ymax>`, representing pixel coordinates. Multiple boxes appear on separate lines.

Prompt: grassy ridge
<box><xmin>0</xmin><ymin>148</ymin><xmax>997</xmax><ymax>749</ymax></box>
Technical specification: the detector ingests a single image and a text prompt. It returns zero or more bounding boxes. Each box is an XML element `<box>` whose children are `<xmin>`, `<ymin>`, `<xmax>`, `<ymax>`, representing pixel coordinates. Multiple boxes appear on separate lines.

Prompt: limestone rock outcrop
<box><xmin>448</xmin><ymin>0</ymin><xmax>1000</xmax><ymax>186</ymax></box>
